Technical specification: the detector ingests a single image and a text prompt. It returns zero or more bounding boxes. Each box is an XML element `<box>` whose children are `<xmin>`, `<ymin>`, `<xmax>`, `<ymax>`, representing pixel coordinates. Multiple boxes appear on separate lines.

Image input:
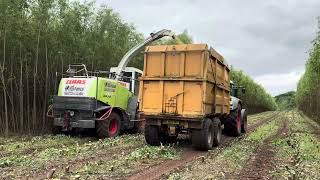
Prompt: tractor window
<box><xmin>231</xmin><ymin>88</ymin><xmax>238</xmax><ymax>97</ymax></box>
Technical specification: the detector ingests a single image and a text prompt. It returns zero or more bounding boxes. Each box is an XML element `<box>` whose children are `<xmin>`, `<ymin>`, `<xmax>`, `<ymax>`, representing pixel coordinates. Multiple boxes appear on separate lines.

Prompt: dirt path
<box><xmin>126</xmin><ymin>112</ymin><xmax>280</xmax><ymax>180</ymax></box>
<box><xmin>235</xmin><ymin>116</ymin><xmax>288</xmax><ymax>179</ymax></box>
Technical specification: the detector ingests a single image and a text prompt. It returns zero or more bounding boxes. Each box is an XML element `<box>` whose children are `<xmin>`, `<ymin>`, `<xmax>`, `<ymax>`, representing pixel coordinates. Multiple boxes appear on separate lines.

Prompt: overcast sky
<box><xmin>99</xmin><ymin>0</ymin><xmax>319</xmax><ymax>96</ymax></box>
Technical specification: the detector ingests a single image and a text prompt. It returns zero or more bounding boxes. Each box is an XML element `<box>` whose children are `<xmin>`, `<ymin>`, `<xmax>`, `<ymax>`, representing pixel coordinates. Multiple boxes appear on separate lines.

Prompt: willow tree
<box><xmin>296</xmin><ymin>19</ymin><xmax>320</xmax><ymax>122</ymax></box>
<box><xmin>231</xmin><ymin>69</ymin><xmax>277</xmax><ymax>113</ymax></box>
<box><xmin>0</xmin><ymin>0</ymin><xmax>143</xmax><ymax>134</ymax></box>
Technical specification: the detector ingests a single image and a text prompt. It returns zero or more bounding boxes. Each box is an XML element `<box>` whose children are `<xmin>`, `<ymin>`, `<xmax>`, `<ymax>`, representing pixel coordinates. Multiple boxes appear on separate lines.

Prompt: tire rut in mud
<box><xmin>126</xmin><ymin>112</ymin><xmax>280</xmax><ymax>180</ymax></box>
<box><xmin>235</xmin><ymin>116</ymin><xmax>288</xmax><ymax>180</ymax></box>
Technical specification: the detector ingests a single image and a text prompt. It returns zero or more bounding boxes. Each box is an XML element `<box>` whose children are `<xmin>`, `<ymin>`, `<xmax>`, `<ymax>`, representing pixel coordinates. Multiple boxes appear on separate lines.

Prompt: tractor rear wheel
<box><xmin>192</xmin><ymin>118</ymin><xmax>214</xmax><ymax>151</ymax></box>
<box><xmin>96</xmin><ymin>112</ymin><xmax>121</xmax><ymax>138</ymax></box>
<box><xmin>241</xmin><ymin>110</ymin><xmax>248</xmax><ymax>133</ymax></box>
<box><xmin>225</xmin><ymin>105</ymin><xmax>242</xmax><ymax>137</ymax></box>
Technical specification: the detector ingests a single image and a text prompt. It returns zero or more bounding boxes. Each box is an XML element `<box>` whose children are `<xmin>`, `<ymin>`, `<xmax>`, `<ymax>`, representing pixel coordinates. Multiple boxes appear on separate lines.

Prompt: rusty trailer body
<box><xmin>140</xmin><ymin>44</ymin><xmax>235</xmax><ymax>150</ymax></box>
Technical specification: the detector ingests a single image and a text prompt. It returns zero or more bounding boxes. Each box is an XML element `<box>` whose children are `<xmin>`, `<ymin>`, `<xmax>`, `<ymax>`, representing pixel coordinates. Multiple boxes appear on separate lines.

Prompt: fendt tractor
<box><xmin>48</xmin><ymin>29</ymin><xmax>175</xmax><ymax>138</ymax></box>
<box><xmin>139</xmin><ymin>44</ymin><xmax>247</xmax><ymax>150</ymax></box>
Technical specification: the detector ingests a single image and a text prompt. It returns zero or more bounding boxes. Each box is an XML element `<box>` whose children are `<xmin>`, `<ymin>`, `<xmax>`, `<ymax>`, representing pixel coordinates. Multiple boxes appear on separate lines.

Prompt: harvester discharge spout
<box><xmin>114</xmin><ymin>29</ymin><xmax>175</xmax><ymax>79</ymax></box>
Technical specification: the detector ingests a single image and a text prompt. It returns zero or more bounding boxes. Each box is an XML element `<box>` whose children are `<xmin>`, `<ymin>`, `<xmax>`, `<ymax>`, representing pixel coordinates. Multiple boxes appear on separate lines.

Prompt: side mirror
<box><xmin>242</xmin><ymin>88</ymin><xmax>246</xmax><ymax>94</ymax></box>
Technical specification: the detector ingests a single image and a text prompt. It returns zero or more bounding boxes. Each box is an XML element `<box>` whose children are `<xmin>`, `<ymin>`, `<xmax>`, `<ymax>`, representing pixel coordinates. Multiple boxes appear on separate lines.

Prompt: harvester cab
<box><xmin>49</xmin><ymin>29</ymin><xmax>175</xmax><ymax>138</ymax></box>
<box><xmin>109</xmin><ymin>67</ymin><xmax>142</xmax><ymax>95</ymax></box>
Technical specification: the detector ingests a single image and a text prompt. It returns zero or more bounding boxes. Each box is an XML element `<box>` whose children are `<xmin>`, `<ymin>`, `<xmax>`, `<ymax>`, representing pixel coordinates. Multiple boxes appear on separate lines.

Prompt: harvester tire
<box><xmin>191</xmin><ymin>118</ymin><xmax>214</xmax><ymax>151</ymax></box>
<box><xmin>145</xmin><ymin>125</ymin><xmax>161</xmax><ymax>146</ymax></box>
<box><xmin>96</xmin><ymin>112</ymin><xmax>121</xmax><ymax>138</ymax></box>
<box><xmin>225</xmin><ymin>105</ymin><xmax>242</xmax><ymax>137</ymax></box>
<box><xmin>212</xmin><ymin>118</ymin><xmax>222</xmax><ymax>147</ymax></box>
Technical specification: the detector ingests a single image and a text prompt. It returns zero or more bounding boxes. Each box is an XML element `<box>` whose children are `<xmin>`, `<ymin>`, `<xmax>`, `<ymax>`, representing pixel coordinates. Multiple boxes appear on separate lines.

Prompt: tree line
<box><xmin>0</xmin><ymin>0</ymin><xmax>144</xmax><ymax>135</ymax></box>
<box><xmin>231</xmin><ymin>69</ymin><xmax>277</xmax><ymax>113</ymax></box>
<box><xmin>296</xmin><ymin>20</ymin><xmax>320</xmax><ymax>123</ymax></box>
<box><xmin>275</xmin><ymin>91</ymin><xmax>296</xmax><ymax>111</ymax></box>
<box><xmin>0</xmin><ymin>0</ymin><xmax>276</xmax><ymax>135</ymax></box>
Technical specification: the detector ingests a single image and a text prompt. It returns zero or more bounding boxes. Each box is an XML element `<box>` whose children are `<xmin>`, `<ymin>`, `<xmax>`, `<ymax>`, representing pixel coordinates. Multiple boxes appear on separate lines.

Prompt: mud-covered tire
<box><xmin>145</xmin><ymin>125</ymin><xmax>161</xmax><ymax>146</ymax></box>
<box><xmin>212</xmin><ymin>118</ymin><xmax>222</xmax><ymax>147</ymax></box>
<box><xmin>192</xmin><ymin>118</ymin><xmax>214</xmax><ymax>151</ymax></box>
<box><xmin>96</xmin><ymin>112</ymin><xmax>121</xmax><ymax>138</ymax></box>
<box><xmin>241</xmin><ymin>109</ymin><xmax>248</xmax><ymax>133</ymax></box>
<box><xmin>225</xmin><ymin>105</ymin><xmax>242</xmax><ymax>137</ymax></box>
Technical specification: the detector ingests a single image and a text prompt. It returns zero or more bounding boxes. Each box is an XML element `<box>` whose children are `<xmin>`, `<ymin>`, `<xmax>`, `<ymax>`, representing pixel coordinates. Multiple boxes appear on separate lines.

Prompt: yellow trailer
<box><xmin>139</xmin><ymin>44</ymin><xmax>247</xmax><ymax>150</ymax></box>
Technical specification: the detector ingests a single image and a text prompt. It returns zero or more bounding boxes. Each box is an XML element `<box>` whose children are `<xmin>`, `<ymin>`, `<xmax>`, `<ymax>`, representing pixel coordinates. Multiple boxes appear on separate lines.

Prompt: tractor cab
<box><xmin>230</xmin><ymin>81</ymin><xmax>245</xmax><ymax>98</ymax></box>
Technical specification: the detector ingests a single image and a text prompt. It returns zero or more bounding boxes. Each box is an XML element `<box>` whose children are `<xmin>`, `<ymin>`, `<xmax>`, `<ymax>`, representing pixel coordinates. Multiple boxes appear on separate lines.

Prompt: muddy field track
<box><xmin>0</xmin><ymin>137</ymin><xmax>94</xmax><ymax>159</ymax></box>
<box><xmin>236</xmin><ymin>115</ymin><xmax>288</xmax><ymax>179</ymax></box>
<box><xmin>0</xmin><ymin>112</ymin><xmax>281</xmax><ymax>180</ymax></box>
<box><xmin>126</xmin><ymin>112</ymin><xmax>280</xmax><ymax>180</ymax></box>
<box><xmin>31</xmin><ymin>142</ymin><xmax>144</xmax><ymax>179</ymax></box>
<box><xmin>2</xmin><ymin>111</ymin><xmax>319</xmax><ymax>180</ymax></box>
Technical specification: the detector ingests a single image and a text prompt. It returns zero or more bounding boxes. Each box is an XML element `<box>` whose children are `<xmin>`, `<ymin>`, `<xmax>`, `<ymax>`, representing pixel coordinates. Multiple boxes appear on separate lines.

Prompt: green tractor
<box><xmin>224</xmin><ymin>81</ymin><xmax>247</xmax><ymax>137</ymax></box>
<box><xmin>48</xmin><ymin>29</ymin><xmax>175</xmax><ymax>138</ymax></box>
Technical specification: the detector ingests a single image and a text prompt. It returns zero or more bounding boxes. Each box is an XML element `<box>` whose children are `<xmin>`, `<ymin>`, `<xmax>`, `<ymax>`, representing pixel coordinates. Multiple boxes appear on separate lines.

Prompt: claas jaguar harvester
<box><xmin>139</xmin><ymin>44</ymin><xmax>247</xmax><ymax>150</ymax></box>
<box><xmin>50</xmin><ymin>29</ymin><xmax>175</xmax><ymax>138</ymax></box>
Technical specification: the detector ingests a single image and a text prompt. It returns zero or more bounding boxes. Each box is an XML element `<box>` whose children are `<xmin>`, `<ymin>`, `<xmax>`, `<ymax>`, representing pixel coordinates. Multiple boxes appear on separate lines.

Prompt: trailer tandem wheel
<box><xmin>191</xmin><ymin>118</ymin><xmax>216</xmax><ymax>151</ymax></box>
<box><xmin>145</xmin><ymin>125</ymin><xmax>161</xmax><ymax>146</ymax></box>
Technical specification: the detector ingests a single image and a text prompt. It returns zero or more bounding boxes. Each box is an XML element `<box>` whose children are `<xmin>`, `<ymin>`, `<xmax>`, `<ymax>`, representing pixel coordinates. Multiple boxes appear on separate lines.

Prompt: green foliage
<box><xmin>76</xmin><ymin>144</ymin><xmax>178</xmax><ymax>177</ymax></box>
<box><xmin>127</xmin><ymin>144</ymin><xmax>177</xmax><ymax>160</ymax></box>
<box><xmin>275</xmin><ymin>91</ymin><xmax>296</xmax><ymax>110</ymax></box>
<box><xmin>296</xmin><ymin>19</ymin><xmax>320</xmax><ymax>122</ymax></box>
<box><xmin>231</xmin><ymin>69</ymin><xmax>277</xmax><ymax>113</ymax></box>
<box><xmin>0</xmin><ymin>134</ymin><xmax>143</xmax><ymax>168</ymax></box>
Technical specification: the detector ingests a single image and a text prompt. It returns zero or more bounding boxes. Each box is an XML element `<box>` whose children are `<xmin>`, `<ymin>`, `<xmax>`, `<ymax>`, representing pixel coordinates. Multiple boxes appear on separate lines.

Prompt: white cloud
<box><xmin>254</xmin><ymin>71</ymin><xmax>304</xmax><ymax>96</ymax></box>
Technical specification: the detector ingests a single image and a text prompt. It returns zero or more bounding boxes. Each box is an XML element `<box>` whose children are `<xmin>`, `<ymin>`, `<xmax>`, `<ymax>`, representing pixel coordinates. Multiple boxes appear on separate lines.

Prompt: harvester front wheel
<box><xmin>96</xmin><ymin>112</ymin><xmax>121</xmax><ymax>138</ymax></box>
<box><xmin>191</xmin><ymin>118</ymin><xmax>214</xmax><ymax>151</ymax></box>
<box><xmin>145</xmin><ymin>125</ymin><xmax>161</xmax><ymax>146</ymax></box>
